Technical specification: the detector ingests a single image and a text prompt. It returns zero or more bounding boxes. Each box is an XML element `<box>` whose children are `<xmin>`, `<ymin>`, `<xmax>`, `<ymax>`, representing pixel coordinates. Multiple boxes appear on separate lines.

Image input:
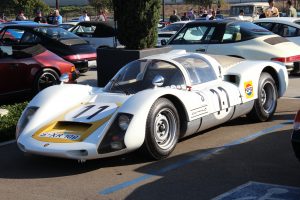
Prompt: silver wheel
<box><xmin>261</xmin><ymin>81</ymin><xmax>276</xmax><ymax>114</ymax></box>
<box><xmin>154</xmin><ymin>108</ymin><xmax>177</xmax><ymax>150</ymax></box>
<box><xmin>35</xmin><ymin>69</ymin><xmax>59</xmax><ymax>93</ymax></box>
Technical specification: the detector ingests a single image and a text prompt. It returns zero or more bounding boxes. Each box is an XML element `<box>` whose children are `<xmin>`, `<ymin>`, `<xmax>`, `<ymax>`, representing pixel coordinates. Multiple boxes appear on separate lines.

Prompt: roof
<box><xmin>77</xmin><ymin>21</ymin><xmax>115</xmax><ymax>27</ymax></box>
<box><xmin>254</xmin><ymin>17</ymin><xmax>300</xmax><ymax>28</ymax></box>
<box><xmin>230</xmin><ymin>2</ymin><xmax>269</xmax><ymax>7</ymax></box>
<box><xmin>185</xmin><ymin>19</ymin><xmax>241</xmax><ymax>26</ymax></box>
<box><xmin>0</xmin><ymin>23</ymin><xmax>53</xmax><ymax>28</ymax></box>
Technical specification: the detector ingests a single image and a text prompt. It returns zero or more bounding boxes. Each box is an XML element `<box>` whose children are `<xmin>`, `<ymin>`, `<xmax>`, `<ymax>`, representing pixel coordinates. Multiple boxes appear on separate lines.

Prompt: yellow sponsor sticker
<box><xmin>244</xmin><ymin>81</ymin><xmax>254</xmax><ymax>98</ymax></box>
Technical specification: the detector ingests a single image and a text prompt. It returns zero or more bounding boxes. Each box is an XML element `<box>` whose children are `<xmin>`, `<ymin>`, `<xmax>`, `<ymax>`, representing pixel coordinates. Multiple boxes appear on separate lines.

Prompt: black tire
<box><xmin>34</xmin><ymin>68</ymin><xmax>60</xmax><ymax>93</ymax></box>
<box><xmin>79</xmin><ymin>68</ymin><xmax>88</xmax><ymax>73</ymax></box>
<box><xmin>142</xmin><ymin>98</ymin><xmax>180</xmax><ymax>160</ymax></box>
<box><xmin>248</xmin><ymin>72</ymin><xmax>278</xmax><ymax>122</ymax></box>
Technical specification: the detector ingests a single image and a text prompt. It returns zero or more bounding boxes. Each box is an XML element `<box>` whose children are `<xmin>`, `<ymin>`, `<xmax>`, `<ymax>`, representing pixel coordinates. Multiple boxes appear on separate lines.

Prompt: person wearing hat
<box><xmin>79</xmin><ymin>10</ymin><xmax>90</xmax><ymax>22</ymax></box>
<box><xmin>34</xmin><ymin>11</ymin><xmax>46</xmax><ymax>23</ymax></box>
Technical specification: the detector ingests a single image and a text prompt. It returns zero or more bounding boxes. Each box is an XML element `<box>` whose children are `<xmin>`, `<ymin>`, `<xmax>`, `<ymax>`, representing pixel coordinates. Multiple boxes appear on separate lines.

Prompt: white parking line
<box><xmin>281</xmin><ymin>97</ymin><xmax>300</xmax><ymax>100</ymax></box>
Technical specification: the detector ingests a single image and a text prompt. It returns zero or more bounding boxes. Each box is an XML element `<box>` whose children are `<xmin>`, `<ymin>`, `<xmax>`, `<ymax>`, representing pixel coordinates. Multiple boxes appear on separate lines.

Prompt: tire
<box><xmin>79</xmin><ymin>69</ymin><xmax>88</xmax><ymax>73</ymax></box>
<box><xmin>34</xmin><ymin>68</ymin><xmax>60</xmax><ymax>93</ymax></box>
<box><xmin>248</xmin><ymin>72</ymin><xmax>278</xmax><ymax>122</ymax></box>
<box><xmin>142</xmin><ymin>98</ymin><xmax>180</xmax><ymax>160</ymax></box>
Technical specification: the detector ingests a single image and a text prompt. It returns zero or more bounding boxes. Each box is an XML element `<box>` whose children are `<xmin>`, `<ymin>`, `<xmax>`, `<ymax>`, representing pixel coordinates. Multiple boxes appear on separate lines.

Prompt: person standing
<box><xmin>169</xmin><ymin>9</ymin><xmax>181</xmax><ymax>23</ymax></box>
<box><xmin>181</xmin><ymin>12</ymin><xmax>189</xmax><ymax>21</ymax></box>
<box><xmin>97</xmin><ymin>10</ymin><xmax>107</xmax><ymax>22</ymax></box>
<box><xmin>79</xmin><ymin>10</ymin><xmax>90</xmax><ymax>22</ymax></box>
<box><xmin>34</xmin><ymin>11</ymin><xmax>46</xmax><ymax>23</ymax></box>
<box><xmin>287</xmin><ymin>0</ymin><xmax>297</xmax><ymax>18</ymax></box>
<box><xmin>46</xmin><ymin>10</ymin><xmax>54</xmax><ymax>24</ymax></box>
<box><xmin>15</xmin><ymin>11</ymin><xmax>27</xmax><ymax>21</ymax></box>
<box><xmin>265</xmin><ymin>0</ymin><xmax>279</xmax><ymax>17</ymax></box>
<box><xmin>209</xmin><ymin>10</ymin><xmax>217</xmax><ymax>20</ymax></box>
<box><xmin>238</xmin><ymin>9</ymin><xmax>244</xmax><ymax>20</ymax></box>
<box><xmin>52</xmin><ymin>9</ymin><xmax>62</xmax><ymax>25</ymax></box>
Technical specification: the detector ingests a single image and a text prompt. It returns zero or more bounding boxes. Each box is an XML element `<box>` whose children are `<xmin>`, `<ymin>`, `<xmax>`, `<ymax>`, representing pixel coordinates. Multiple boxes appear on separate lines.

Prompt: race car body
<box><xmin>16</xmin><ymin>50</ymin><xmax>288</xmax><ymax>161</ymax></box>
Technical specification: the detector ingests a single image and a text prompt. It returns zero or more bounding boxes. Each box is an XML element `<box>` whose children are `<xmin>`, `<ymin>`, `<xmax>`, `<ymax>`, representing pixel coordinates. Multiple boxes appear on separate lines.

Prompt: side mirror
<box><xmin>60</xmin><ymin>73</ymin><xmax>69</xmax><ymax>85</ymax></box>
<box><xmin>152</xmin><ymin>75</ymin><xmax>164</xmax><ymax>88</ymax></box>
<box><xmin>161</xmin><ymin>39</ymin><xmax>167</xmax><ymax>46</ymax></box>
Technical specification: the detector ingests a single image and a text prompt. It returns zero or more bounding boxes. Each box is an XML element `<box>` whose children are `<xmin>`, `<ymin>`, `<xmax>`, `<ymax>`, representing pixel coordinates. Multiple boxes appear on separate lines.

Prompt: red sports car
<box><xmin>0</xmin><ymin>44</ymin><xmax>78</xmax><ymax>100</ymax></box>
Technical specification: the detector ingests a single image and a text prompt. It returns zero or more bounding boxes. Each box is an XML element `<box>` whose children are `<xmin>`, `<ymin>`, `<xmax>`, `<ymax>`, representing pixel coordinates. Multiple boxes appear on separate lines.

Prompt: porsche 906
<box><xmin>16</xmin><ymin>50</ymin><xmax>288</xmax><ymax>161</ymax></box>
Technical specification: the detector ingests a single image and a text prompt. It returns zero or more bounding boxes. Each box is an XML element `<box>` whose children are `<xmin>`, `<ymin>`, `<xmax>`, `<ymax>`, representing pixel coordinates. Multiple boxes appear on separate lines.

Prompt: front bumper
<box><xmin>291</xmin><ymin>129</ymin><xmax>300</xmax><ymax>160</ymax></box>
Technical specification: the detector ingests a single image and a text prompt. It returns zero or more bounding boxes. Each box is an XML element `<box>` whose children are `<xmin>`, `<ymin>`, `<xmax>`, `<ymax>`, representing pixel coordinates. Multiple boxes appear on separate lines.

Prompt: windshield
<box><xmin>230</xmin><ymin>6</ymin><xmax>254</xmax><ymax>16</ymax></box>
<box><xmin>160</xmin><ymin>23</ymin><xmax>185</xmax><ymax>32</ymax></box>
<box><xmin>103</xmin><ymin>59</ymin><xmax>186</xmax><ymax>94</ymax></box>
<box><xmin>34</xmin><ymin>27</ymin><xmax>79</xmax><ymax>40</ymax></box>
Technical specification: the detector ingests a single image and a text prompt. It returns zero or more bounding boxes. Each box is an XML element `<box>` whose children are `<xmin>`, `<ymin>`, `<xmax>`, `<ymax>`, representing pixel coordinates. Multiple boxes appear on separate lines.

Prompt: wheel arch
<box><xmin>160</xmin><ymin>94</ymin><xmax>189</xmax><ymax>138</ymax></box>
<box><xmin>261</xmin><ymin>66</ymin><xmax>280</xmax><ymax>94</ymax></box>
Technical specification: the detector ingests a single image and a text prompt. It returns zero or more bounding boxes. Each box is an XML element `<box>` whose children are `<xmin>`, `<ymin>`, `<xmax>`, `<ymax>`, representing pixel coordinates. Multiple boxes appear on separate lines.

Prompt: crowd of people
<box><xmin>168</xmin><ymin>0</ymin><xmax>298</xmax><ymax>23</ymax></box>
<box><xmin>12</xmin><ymin>8</ymin><xmax>109</xmax><ymax>24</ymax></box>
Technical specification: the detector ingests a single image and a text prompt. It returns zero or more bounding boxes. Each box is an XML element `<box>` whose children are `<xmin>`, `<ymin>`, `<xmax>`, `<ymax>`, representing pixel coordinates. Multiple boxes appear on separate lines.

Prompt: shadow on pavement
<box><xmin>125</xmin><ymin>129</ymin><xmax>300</xmax><ymax>200</ymax></box>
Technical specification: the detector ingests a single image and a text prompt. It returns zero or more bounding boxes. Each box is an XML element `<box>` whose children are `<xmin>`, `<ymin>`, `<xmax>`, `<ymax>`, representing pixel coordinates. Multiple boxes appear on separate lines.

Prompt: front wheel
<box><xmin>248</xmin><ymin>72</ymin><xmax>278</xmax><ymax>122</ymax></box>
<box><xmin>143</xmin><ymin>98</ymin><xmax>180</xmax><ymax>160</ymax></box>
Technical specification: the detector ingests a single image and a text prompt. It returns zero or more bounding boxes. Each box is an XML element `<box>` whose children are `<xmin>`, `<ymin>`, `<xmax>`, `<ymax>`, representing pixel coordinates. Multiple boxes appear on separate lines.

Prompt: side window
<box><xmin>272</xmin><ymin>23</ymin><xmax>280</xmax><ymax>35</ymax></box>
<box><xmin>174</xmin><ymin>55</ymin><xmax>217</xmax><ymax>85</ymax></box>
<box><xmin>144</xmin><ymin>61</ymin><xmax>185</xmax><ymax>87</ymax></box>
<box><xmin>171</xmin><ymin>26</ymin><xmax>208</xmax><ymax>44</ymax></box>
<box><xmin>256</xmin><ymin>22</ymin><xmax>273</xmax><ymax>31</ymax></box>
<box><xmin>0</xmin><ymin>46</ymin><xmax>12</xmax><ymax>58</ymax></box>
<box><xmin>222</xmin><ymin>25</ymin><xmax>242</xmax><ymax>43</ymax></box>
<box><xmin>20</xmin><ymin>31</ymin><xmax>41</xmax><ymax>44</ymax></box>
<box><xmin>280</xmin><ymin>25</ymin><xmax>297</xmax><ymax>37</ymax></box>
<box><xmin>1</xmin><ymin>29</ymin><xmax>24</xmax><ymax>45</ymax></box>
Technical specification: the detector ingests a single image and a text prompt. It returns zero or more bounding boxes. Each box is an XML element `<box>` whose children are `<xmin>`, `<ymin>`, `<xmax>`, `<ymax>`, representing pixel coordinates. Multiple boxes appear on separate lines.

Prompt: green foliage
<box><xmin>114</xmin><ymin>0</ymin><xmax>160</xmax><ymax>50</ymax></box>
<box><xmin>3</xmin><ymin>0</ymin><xmax>50</xmax><ymax>18</ymax></box>
<box><xmin>88</xmin><ymin>0</ymin><xmax>113</xmax><ymax>11</ymax></box>
<box><xmin>0</xmin><ymin>102</ymin><xmax>27</xmax><ymax>142</ymax></box>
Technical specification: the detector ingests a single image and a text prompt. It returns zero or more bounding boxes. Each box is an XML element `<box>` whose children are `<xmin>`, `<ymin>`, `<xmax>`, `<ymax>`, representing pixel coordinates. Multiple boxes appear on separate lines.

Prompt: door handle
<box><xmin>196</xmin><ymin>48</ymin><xmax>206</xmax><ymax>52</ymax></box>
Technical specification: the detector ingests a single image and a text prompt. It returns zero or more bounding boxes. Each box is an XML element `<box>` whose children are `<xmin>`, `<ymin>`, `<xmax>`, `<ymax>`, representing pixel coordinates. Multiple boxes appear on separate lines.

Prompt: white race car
<box><xmin>16</xmin><ymin>50</ymin><xmax>288</xmax><ymax>161</ymax></box>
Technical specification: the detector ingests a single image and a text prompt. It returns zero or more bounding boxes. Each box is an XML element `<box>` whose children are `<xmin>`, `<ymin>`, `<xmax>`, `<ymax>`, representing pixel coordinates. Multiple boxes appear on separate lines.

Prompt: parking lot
<box><xmin>0</xmin><ymin>71</ymin><xmax>299</xmax><ymax>200</ymax></box>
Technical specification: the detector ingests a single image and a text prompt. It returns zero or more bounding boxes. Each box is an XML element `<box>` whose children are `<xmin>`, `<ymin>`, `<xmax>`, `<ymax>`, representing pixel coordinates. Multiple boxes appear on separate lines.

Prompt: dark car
<box><xmin>0</xmin><ymin>44</ymin><xmax>78</xmax><ymax>100</ymax></box>
<box><xmin>292</xmin><ymin>110</ymin><xmax>300</xmax><ymax>161</ymax></box>
<box><xmin>0</xmin><ymin>23</ymin><xmax>96</xmax><ymax>73</ymax></box>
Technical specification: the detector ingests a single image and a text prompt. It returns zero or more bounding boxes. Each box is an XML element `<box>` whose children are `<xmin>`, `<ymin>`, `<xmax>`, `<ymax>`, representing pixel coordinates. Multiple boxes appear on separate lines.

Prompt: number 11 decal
<box><xmin>73</xmin><ymin>105</ymin><xmax>109</xmax><ymax>119</ymax></box>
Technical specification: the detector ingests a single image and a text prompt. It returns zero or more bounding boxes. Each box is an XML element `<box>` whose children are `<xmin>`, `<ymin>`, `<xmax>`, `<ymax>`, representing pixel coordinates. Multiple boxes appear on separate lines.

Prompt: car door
<box><xmin>0</xmin><ymin>46</ymin><xmax>25</xmax><ymax>96</ymax></box>
<box><xmin>168</xmin><ymin>24</ymin><xmax>212</xmax><ymax>53</ymax></box>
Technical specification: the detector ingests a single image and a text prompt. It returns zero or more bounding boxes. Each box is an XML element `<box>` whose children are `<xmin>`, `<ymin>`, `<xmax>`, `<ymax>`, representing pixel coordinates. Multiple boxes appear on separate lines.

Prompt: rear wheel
<box><xmin>248</xmin><ymin>72</ymin><xmax>278</xmax><ymax>122</ymax></box>
<box><xmin>142</xmin><ymin>98</ymin><xmax>180</xmax><ymax>160</ymax></box>
<box><xmin>34</xmin><ymin>69</ymin><xmax>60</xmax><ymax>93</ymax></box>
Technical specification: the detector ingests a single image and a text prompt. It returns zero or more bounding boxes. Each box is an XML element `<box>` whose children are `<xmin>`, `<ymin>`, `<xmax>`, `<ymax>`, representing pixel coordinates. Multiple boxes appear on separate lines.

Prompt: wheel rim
<box><xmin>154</xmin><ymin>108</ymin><xmax>177</xmax><ymax>150</ymax></box>
<box><xmin>260</xmin><ymin>81</ymin><xmax>276</xmax><ymax>114</ymax></box>
<box><xmin>37</xmin><ymin>72</ymin><xmax>58</xmax><ymax>91</ymax></box>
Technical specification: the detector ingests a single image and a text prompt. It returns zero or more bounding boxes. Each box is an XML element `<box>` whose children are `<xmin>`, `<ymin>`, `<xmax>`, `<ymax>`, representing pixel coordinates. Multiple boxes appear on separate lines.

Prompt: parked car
<box><xmin>58</xmin><ymin>21</ymin><xmax>78</xmax><ymax>31</ymax></box>
<box><xmin>16</xmin><ymin>50</ymin><xmax>288</xmax><ymax>161</ymax></box>
<box><xmin>292</xmin><ymin>110</ymin><xmax>300</xmax><ymax>161</ymax></box>
<box><xmin>157</xmin><ymin>21</ymin><xmax>188</xmax><ymax>46</ymax></box>
<box><xmin>0</xmin><ymin>44</ymin><xmax>78</xmax><ymax>100</ymax></box>
<box><xmin>163</xmin><ymin>20</ymin><xmax>300</xmax><ymax>73</ymax></box>
<box><xmin>70</xmin><ymin>21</ymin><xmax>117</xmax><ymax>49</ymax></box>
<box><xmin>0</xmin><ymin>23</ymin><xmax>96</xmax><ymax>73</ymax></box>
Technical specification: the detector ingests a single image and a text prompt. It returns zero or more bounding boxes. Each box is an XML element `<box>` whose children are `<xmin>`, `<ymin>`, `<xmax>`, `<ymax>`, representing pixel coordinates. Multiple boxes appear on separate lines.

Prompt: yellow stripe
<box><xmin>32</xmin><ymin>103</ymin><xmax>115</xmax><ymax>143</ymax></box>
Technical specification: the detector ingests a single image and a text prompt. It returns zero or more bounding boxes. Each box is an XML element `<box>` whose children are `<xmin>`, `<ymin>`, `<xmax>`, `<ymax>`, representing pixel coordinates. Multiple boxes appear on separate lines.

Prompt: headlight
<box><xmin>118</xmin><ymin>114</ymin><xmax>131</xmax><ymax>131</ymax></box>
<box><xmin>16</xmin><ymin>106</ymin><xmax>39</xmax><ymax>139</ymax></box>
<box><xmin>98</xmin><ymin>113</ymin><xmax>133</xmax><ymax>154</ymax></box>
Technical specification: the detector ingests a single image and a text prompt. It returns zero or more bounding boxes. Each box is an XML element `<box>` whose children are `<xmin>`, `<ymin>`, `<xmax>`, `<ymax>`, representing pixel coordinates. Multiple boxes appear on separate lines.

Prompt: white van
<box><xmin>229</xmin><ymin>2</ymin><xmax>269</xmax><ymax>21</ymax></box>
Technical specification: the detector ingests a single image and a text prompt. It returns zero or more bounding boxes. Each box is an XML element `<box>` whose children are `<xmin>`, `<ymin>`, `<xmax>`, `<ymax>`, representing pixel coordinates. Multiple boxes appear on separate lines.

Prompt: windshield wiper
<box><xmin>110</xmin><ymin>75</ymin><xmax>134</xmax><ymax>95</ymax></box>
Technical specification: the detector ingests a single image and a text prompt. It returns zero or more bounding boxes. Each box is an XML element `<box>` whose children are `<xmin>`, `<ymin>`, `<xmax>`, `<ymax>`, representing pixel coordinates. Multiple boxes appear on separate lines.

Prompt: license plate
<box><xmin>88</xmin><ymin>60</ymin><xmax>97</xmax><ymax>68</ymax></box>
<box><xmin>39</xmin><ymin>132</ymin><xmax>80</xmax><ymax>141</ymax></box>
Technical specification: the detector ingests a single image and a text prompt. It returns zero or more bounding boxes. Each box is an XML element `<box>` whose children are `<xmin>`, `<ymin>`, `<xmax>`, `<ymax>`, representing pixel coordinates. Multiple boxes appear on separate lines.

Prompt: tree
<box><xmin>88</xmin><ymin>0</ymin><xmax>113</xmax><ymax>11</ymax></box>
<box><xmin>113</xmin><ymin>0</ymin><xmax>160</xmax><ymax>49</ymax></box>
<box><xmin>12</xmin><ymin>0</ymin><xmax>49</xmax><ymax>17</ymax></box>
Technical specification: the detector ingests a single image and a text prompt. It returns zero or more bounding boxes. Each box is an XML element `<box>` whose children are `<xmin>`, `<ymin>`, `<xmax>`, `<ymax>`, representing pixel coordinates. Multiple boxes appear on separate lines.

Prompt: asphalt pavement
<box><xmin>0</xmin><ymin>70</ymin><xmax>299</xmax><ymax>200</ymax></box>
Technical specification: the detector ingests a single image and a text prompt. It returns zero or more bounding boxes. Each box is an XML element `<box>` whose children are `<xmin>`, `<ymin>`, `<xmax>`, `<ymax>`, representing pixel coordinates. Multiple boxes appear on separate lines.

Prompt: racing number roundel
<box><xmin>244</xmin><ymin>81</ymin><xmax>254</xmax><ymax>99</ymax></box>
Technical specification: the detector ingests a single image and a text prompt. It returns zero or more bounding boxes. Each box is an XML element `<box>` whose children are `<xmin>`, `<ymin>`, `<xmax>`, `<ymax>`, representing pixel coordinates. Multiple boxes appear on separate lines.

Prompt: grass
<box><xmin>0</xmin><ymin>102</ymin><xmax>28</xmax><ymax>142</ymax></box>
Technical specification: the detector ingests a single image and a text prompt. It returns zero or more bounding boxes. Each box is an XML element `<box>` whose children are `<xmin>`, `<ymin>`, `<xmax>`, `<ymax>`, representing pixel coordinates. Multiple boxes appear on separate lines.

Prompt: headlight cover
<box><xmin>16</xmin><ymin>106</ymin><xmax>39</xmax><ymax>139</ymax></box>
<box><xmin>98</xmin><ymin>113</ymin><xmax>133</xmax><ymax>154</ymax></box>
